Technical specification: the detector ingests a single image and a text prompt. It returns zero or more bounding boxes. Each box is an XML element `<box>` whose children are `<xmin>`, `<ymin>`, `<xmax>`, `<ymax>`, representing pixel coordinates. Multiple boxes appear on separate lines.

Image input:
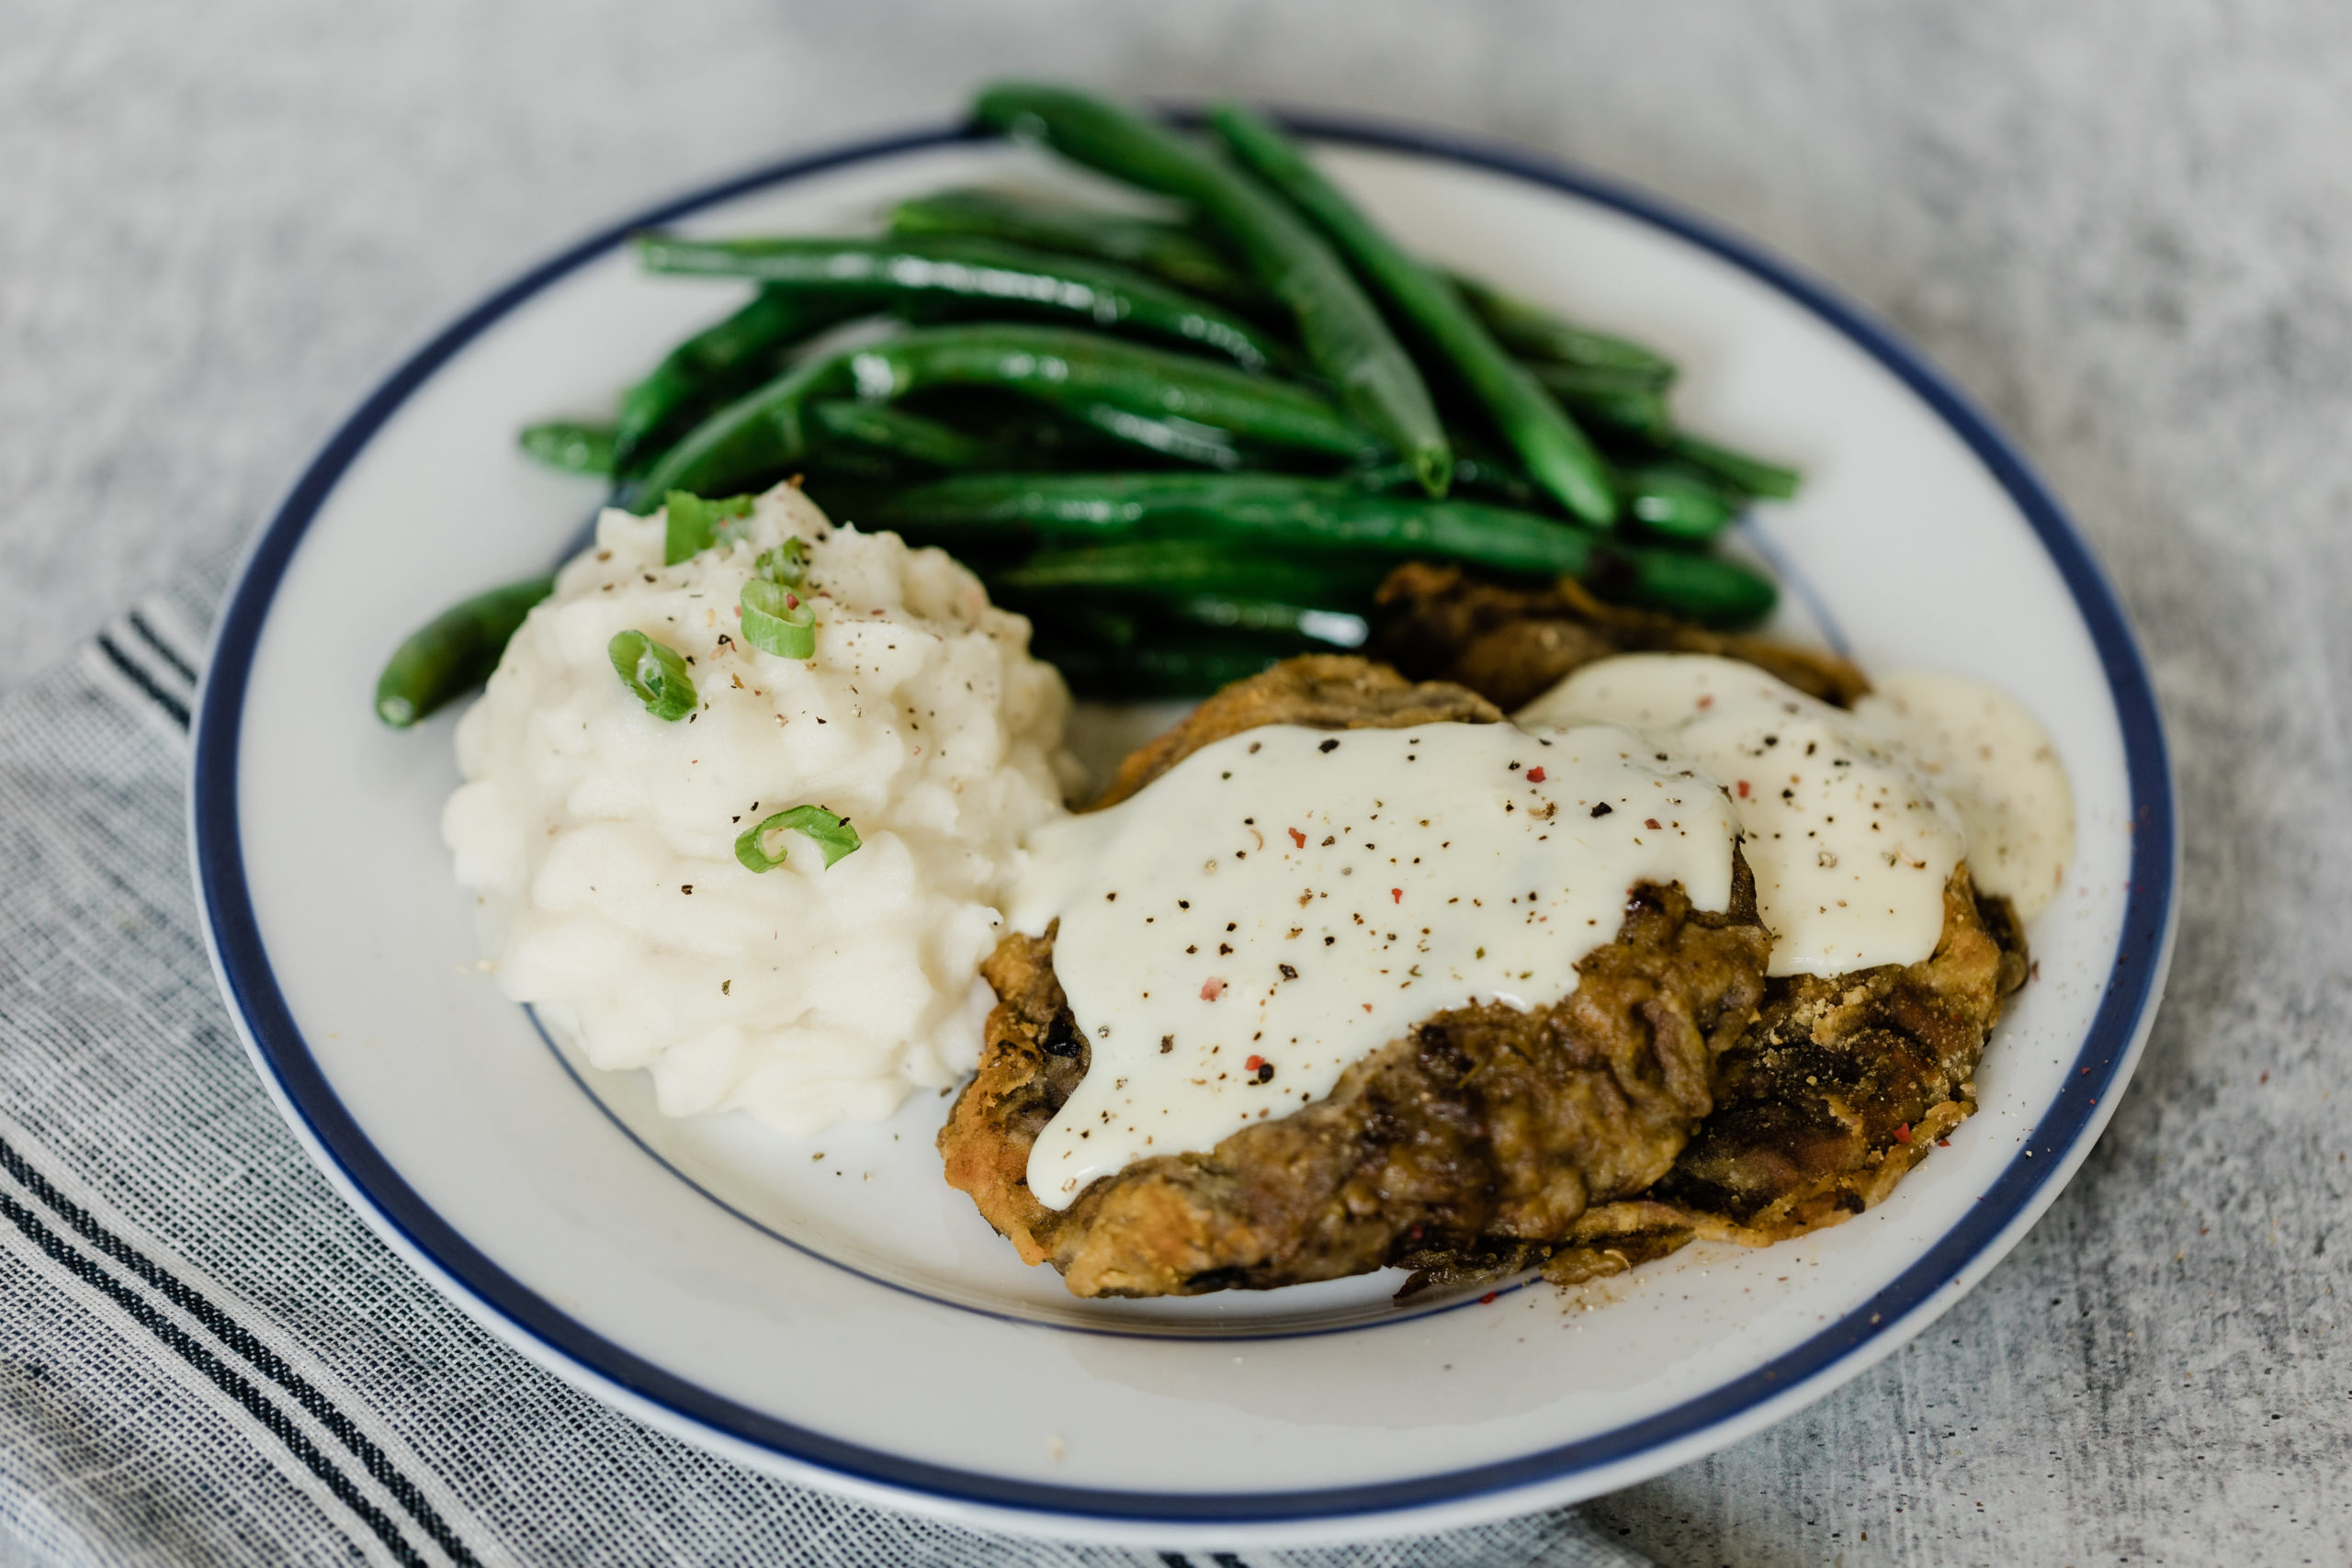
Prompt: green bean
<box><xmin>839</xmin><ymin>471</ymin><xmax>1597</xmax><ymax>577</ymax></box>
<box><xmin>1527</xmin><ymin>365</ymin><xmax>1675</xmax><ymax>439</ymax></box>
<box><xmin>880</xmin><ymin>389</ymin><xmax>1160</xmax><ymax>469</ymax></box>
<box><xmin>1609</xmin><ymin>547</ymin><xmax>1777</xmax><ymax>626</ymax></box>
<box><xmin>633</xmin><ymin>327</ymin><xmax>1366</xmax><ymax>505</ymax></box>
<box><xmin>888</xmin><ymin>323</ymin><xmax>1363</xmax><ymax>461</ymax></box>
<box><xmin>822</xmin><ymin>325</ymin><xmax>1352</xmax><ymax>451</ymax></box>
<box><xmin>1616</xmin><ymin>461</ymin><xmax>1739</xmax><ymax>541</ymax></box>
<box><xmin>1029</xmin><ymin>635</ymin><xmax>1298</xmax><ymax>699</ymax></box>
<box><xmin>374</xmin><ymin>574</ymin><xmax>555</xmax><ymax>728</ymax></box>
<box><xmin>989</xmin><ymin>539</ymin><xmax>1387</xmax><ymax>603</ymax></box>
<box><xmin>1451</xmin><ymin>276</ymin><xmax>1676</xmax><ymax>385</ymax></box>
<box><xmin>628</xmin><ymin>355</ymin><xmax>822</xmax><ymax>507</ymax></box>
<box><xmin>612</xmin><ymin>288</ymin><xmax>878</xmax><ymax>473</ymax></box>
<box><xmin>1157</xmin><ymin>595</ymin><xmax>1369</xmax><ymax>647</ymax></box>
<box><xmin>886</xmin><ymin>186</ymin><xmax>1271</xmax><ymax>313</ymax></box>
<box><xmin>807</xmin><ymin>400</ymin><xmax>997</xmax><ymax>469</ymax></box>
<box><xmin>1012</xmin><ymin>585</ymin><xmax>1366</xmax><ymax>649</ymax></box>
<box><xmin>519</xmin><ymin>421</ymin><xmax>616</xmax><ymax>477</ymax></box>
<box><xmin>635</xmin><ymin>233</ymin><xmax>1287</xmax><ymax>374</ymax></box>
<box><xmin>1209</xmin><ymin>104</ymin><xmax>1617</xmax><ymax>526</ymax></box>
<box><xmin>1351</xmin><ymin>451</ymin><xmax>1540</xmax><ymax>506</ymax></box>
<box><xmin>791</xmin><ymin>446</ymin><xmax>910</xmax><ymax>485</ymax></box>
<box><xmin>1517</xmin><ymin>362</ymin><xmax>1674</xmax><ymax>400</ymax></box>
<box><xmin>621</xmin><ymin>366</ymin><xmax>868</xmax><ymax>502</ymax></box>
<box><xmin>910</xmin><ymin>391</ymin><xmax>1270</xmax><ymax>472</ymax></box>
<box><xmin>857</xmin><ymin>470</ymin><xmax>1774</xmax><ymax>624</ymax></box>
<box><xmin>1019</xmin><ymin>598</ymin><xmax>1144</xmax><ymax>650</ymax></box>
<box><xmin>1662</xmin><ymin>432</ymin><xmax>1803</xmax><ymax>501</ymax></box>
<box><xmin>1069</xmin><ymin>402</ymin><xmax>1245</xmax><ymax>469</ymax></box>
<box><xmin>1521</xmin><ymin>360</ymin><xmax>1801</xmax><ymax>502</ymax></box>
<box><xmin>1376</xmin><ymin>442</ymin><xmax>1720</xmax><ymax>533</ymax></box>
<box><xmin>974</xmin><ymin>83</ymin><xmax>1453</xmax><ymax>494</ymax></box>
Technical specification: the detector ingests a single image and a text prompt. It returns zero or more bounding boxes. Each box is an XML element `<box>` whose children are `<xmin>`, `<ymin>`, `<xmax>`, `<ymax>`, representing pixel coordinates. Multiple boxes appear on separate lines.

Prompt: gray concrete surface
<box><xmin>6</xmin><ymin>2</ymin><xmax>2348</xmax><ymax>1562</ymax></box>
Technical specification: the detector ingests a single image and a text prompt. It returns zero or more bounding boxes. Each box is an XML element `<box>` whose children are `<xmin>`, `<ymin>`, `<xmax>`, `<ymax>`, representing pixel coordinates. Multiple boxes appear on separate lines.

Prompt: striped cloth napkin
<box><xmin>0</xmin><ymin>580</ymin><xmax>1651</xmax><ymax>1568</ymax></box>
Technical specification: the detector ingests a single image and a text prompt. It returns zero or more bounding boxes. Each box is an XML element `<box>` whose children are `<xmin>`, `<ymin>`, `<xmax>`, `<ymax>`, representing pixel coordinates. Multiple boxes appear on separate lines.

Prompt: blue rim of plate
<box><xmin>192</xmin><ymin>109</ymin><xmax>2177</xmax><ymax>1528</ymax></box>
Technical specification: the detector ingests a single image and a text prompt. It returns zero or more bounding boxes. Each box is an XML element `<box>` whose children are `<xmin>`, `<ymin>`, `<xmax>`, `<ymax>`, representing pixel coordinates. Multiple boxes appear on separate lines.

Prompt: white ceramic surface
<box><xmin>191</xmin><ymin>119</ymin><xmax>2177</xmax><ymax>1545</ymax></box>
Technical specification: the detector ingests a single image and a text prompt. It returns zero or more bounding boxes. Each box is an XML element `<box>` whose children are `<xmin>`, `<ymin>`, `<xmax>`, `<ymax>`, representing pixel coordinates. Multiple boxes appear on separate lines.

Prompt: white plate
<box><xmin>191</xmin><ymin>115</ymin><xmax>2177</xmax><ymax>1546</ymax></box>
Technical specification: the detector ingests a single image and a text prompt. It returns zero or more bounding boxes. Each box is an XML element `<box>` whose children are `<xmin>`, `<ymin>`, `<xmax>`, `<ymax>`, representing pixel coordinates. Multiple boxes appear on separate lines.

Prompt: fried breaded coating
<box><xmin>1396</xmin><ymin>867</ymin><xmax>2027</xmax><ymax>1295</ymax></box>
<box><xmin>943</xmin><ymin>655</ymin><xmax>1770</xmax><ymax>1297</ymax></box>
<box><xmin>1371</xmin><ymin>561</ymin><xmax>1871</xmax><ymax>712</ymax></box>
<box><xmin>941</xmin><ymin>637</ymin><xmax>2027</xmax><ymax>1301</ymax></box>
<box><xmin>942</xmin><ymin>870</ymin><xmax>1770</xmax><ymax>1298</ymax></box>
<box><xmin>1091</xmin><ymin>651</ymin><xmax>1500</xmax><ymax>807</ymax></box>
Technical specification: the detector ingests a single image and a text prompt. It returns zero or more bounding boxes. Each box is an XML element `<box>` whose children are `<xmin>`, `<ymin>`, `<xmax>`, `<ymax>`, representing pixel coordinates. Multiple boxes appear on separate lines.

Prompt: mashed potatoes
<box><xmin>443</xmin><ymin>483</ymin><xmax>1077</xmax><ymax>1135</ymax></box>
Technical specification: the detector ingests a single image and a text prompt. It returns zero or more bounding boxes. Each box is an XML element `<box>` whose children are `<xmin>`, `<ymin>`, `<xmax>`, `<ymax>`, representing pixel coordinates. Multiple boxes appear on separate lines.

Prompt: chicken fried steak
<box><xmin>941</xmin><ymin>635</ymin><xmax>2030</xmax><ymax>1301</ymax></box>
<box><xmin>942</xmin><ymin>654</ymin><xmax>1771</xmax><ymax>1298</ymax></box>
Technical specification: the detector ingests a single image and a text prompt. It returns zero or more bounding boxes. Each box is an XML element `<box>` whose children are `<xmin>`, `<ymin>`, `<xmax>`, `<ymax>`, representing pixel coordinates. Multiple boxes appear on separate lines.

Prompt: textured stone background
<box><xmin>6</xmin><ymin>2</ymin><xmax>2348</xmax><ymax>1562</ymax></box>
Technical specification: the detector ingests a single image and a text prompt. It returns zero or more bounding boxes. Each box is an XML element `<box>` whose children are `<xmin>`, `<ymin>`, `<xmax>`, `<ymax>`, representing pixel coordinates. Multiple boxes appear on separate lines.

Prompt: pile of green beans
<box><xmin>377</xmin><ymin>84</ymin><xmax>1804</xmax><ymax>724</ymax></box>
<box><xmin>1207</xmin><ymin>102</ymin><xmax>1614</xmax><ymax>525</ymax></box>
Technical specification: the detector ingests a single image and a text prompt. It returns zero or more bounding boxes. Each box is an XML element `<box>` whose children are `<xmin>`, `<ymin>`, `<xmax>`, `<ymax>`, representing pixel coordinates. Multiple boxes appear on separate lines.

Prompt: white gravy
<box><xmin>1518</xmin><ymin>655</ymin><xmax>1962</xmax><ymax>977</ymax></box>
<box><xmin>1520</xmin><ymin>652</ymin><xmax>2074</xmax><ymax>973</ymax></box>
<box><xmin>1012</xmin><ymin>652</ymin><xmax>2075</xmax><ymax>1201</ymax></box>
<box><xmin>1007</xmin><ymin>720</ymin><xmax>1739</xmax><ymax>1209</ymax></box>
<box><xmin>1853</xmin><ymin>671</ymin><xmax>2075</xmax><ymax>919</ymax></box>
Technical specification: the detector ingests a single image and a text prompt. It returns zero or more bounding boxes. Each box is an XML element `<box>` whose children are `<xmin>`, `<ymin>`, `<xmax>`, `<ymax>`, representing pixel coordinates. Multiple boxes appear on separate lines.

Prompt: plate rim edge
<box><xmin>186</xmin><ymin>108</ymin><xmax>2181</xmax><ymax>1540</ymax></box>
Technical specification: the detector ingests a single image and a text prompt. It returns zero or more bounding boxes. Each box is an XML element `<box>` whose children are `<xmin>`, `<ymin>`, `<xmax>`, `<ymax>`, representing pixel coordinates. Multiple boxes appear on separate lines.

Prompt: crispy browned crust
<box><xmin>940</xmin><ymin>645</ymin><xmax>2029</xmax><ymax>1302</ymax></box>
<box><xmin>1405</xmin><ymin>868</ymin><xmax>2029</xmax><ymax>1293</ymax></box>
<box><xmin>1370</xmin><ymin>562</ymin><xmax>1872</xmax><ymax>712</ymax></box>
<box><xmin>941</xmin><ymin>868</ymin><xmax>1770</xmax><ymax>1298</ymax></box>
<box><xmin>1091</xmin><ymin>652</ymin><xmax>1501</xmax><ymax>808</ymax></box>
<box><xmin>1355</xmin><ymin>573</ymin><xmax>2025</xmax><ymax>1288</ymax></box>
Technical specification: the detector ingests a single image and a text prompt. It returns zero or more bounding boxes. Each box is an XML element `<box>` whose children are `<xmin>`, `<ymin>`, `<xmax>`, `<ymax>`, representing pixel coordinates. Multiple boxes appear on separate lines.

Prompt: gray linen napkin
<box><xmin>0</xmin><ymin>579</ymin><xmax>1652</xmax><ymax>1568</ymax></box>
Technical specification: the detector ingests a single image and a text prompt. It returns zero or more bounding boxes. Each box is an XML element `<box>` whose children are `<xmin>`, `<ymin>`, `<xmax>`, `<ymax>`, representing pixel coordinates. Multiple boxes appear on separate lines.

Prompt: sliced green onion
<box><xmin>607</xmin><ymin>630</ymin><xmax>696</xmax><ymax>719</ymax></box>
<box><xmin>741</xmin><ymin>579</ymin><xmax>816</xmax><ymax>659</ymax></box>
<box><xmin>735</xmin><ymin>805</ymin><xmax>861</xmax><ymax>872</ymax></box>
<box><xmin>754</xmin><ymin>537</ymin><xmax>808</xmax><ymax>587</ymax></box>
<box><xmin>663</xmin><ymin>490</ymin><xmax>758</xmax><ymax>565</ymax></box>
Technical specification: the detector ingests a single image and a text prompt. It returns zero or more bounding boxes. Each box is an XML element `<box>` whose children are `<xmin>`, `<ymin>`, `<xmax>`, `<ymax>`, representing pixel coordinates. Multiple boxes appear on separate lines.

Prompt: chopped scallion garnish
<box><xmin>755</xmin><ymin>537</ymin><xmax>808</xmax><ymax>587</ymax></box>
<box><xmin>663</xmin><ymin>490</ymin><xmax>757</xmax><ymax>565</ymax></box>
<box><xmin>735</xmin><ymin>805</ymin><xmax>861</xmax><ymax>871</ymax></box>
<box><xmin>607</xmin><ymin>630</ymin><xmax>696</xmax><ymax>719</ymax></box>
<box><xmin>741</xmin><ymin>579</ymin><xmax>816</xmax><ymax>658</ymax></box>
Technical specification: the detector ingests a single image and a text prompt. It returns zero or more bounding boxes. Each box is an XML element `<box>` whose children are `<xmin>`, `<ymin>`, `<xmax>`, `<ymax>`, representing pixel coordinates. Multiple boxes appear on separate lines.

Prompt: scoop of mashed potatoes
<box><xmin>443</xmin><ymin>483</ymin><xmax>1078</xmax><ymax>1135</ymax></box>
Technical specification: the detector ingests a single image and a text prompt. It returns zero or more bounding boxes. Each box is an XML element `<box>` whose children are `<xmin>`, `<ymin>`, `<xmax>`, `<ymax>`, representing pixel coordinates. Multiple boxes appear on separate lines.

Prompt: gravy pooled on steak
<box><xmin>1008</xmin><ymin>716</ymin><xmax>1742</xmax><ymax>1210</ymax></box>
<box><xmin>942</xmin><ymin>631</ymin><xmax>2043</xmax><ymax>1299</ymax></box>
<box><xmin>943</xmin><ymin>656</ymin><xmax>1771</xmax><ymax>1297</ymax></box>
